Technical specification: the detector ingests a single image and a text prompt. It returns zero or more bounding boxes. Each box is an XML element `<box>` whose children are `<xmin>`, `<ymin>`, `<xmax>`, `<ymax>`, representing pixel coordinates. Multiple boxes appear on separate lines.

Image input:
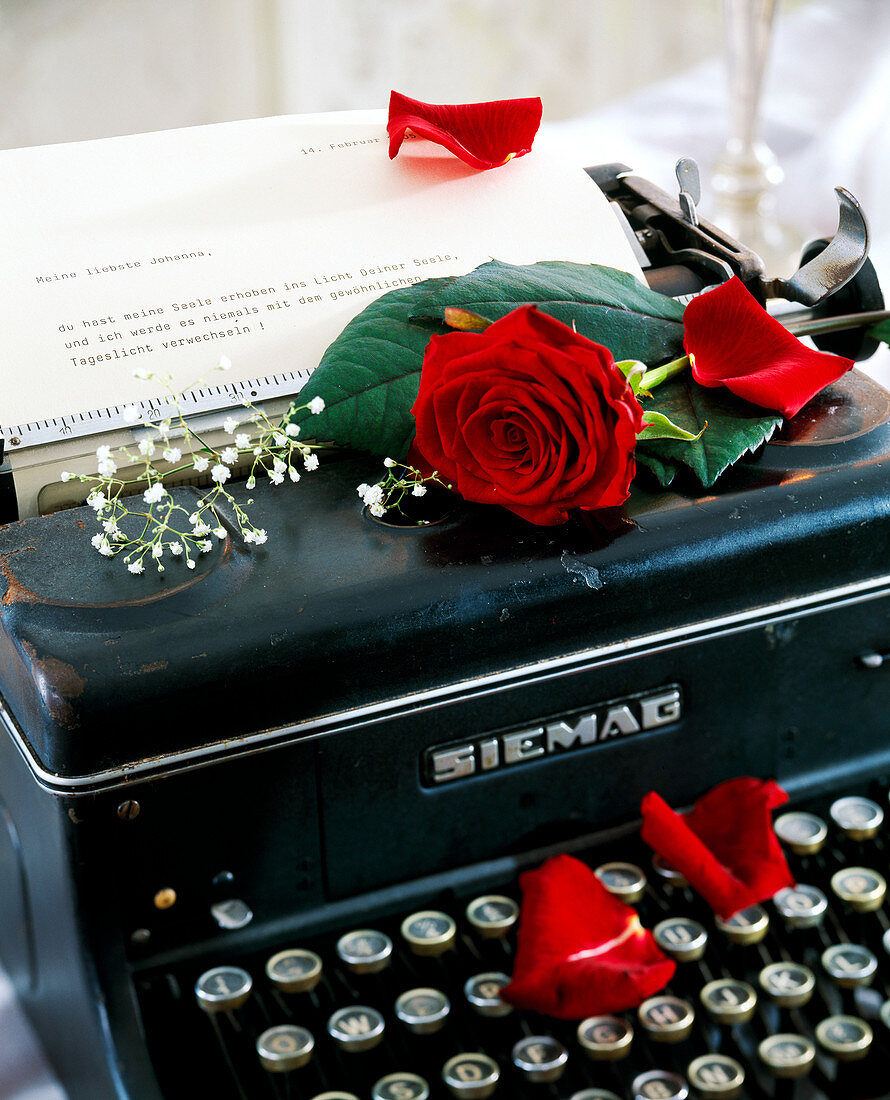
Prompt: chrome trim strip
<box><xmin>6</xmin><ymin>572</ymin><xmax>890</xmax><ymax>795</ymax></box>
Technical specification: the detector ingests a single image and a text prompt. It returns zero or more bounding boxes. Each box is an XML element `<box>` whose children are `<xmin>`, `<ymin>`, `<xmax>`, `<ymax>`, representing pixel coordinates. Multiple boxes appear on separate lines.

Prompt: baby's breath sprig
<box><xmin>357</xmin><ymin>458</ymin><xmax>452</xmax><ymax>525</ymax></box>
<box><xmin>61</xmin><ymin>359</ymin><xmax>328</xmax><ymax>573</ymax></box>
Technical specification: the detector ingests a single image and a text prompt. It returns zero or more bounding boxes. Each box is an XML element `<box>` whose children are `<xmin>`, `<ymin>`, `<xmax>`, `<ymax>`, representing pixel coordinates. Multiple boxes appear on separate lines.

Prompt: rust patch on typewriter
<box><xmin>772</xmin><ymin>370</ymin><xmax>890</xmax><ymax>446</ymax></box>
<box><xmin>119</xmin><ymin>659</ymin><xmax>169</xmax><ymax>677</ymax></box>
<box><xmin>20</xmin><ymin>640</ymin><xmax>86</xmax><ymax>729</ymax></box>
<box><xmin>0</xmin><ymin>546</ymin><xmax>41</xmax><ymax>607</ymax></box>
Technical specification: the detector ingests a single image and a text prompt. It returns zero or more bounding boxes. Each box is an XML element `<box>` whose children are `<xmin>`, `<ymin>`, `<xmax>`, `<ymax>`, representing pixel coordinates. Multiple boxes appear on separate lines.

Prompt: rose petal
<box><xmin>640</xmin><ymin>777</ymin><xmax>795</xmax><ymax>920</ymax></box>
<box><xmin>387</xmin><ymin>91</ymin><xmax>543</xmax><ymax>170</ymax></box>
<box><xmin>684</xmin><ymin>277</ymin><xmax>853</xmax><ymax>418</ymax></box>
<box><xmin>501</xmin><ymin>854</ymin><xmax>675</xmax><ymax>1019</ymax></box>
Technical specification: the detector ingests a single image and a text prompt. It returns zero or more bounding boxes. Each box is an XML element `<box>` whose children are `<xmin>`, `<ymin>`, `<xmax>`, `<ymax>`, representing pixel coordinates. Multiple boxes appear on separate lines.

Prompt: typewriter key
<box><xmin>595</xmin><ymin>861</ymin><xmax>647</xmax><ymax>904</ymax></box>
<box><xmin>194</xmin><ymin>965</ymin><xmax>253</xmax><ymax>1013</ymax></box>
<box><xmin>774</xmin><ymin>810</ymin><xmax>828</xmax><ymax>855</ymax></box>
<box><xmin>310</xmin><ymin>1094</ymin><xmax>359</xmax><ymax>1100</ymax></box>
<box><xmin>758</xmin><ymin>961</ymin><xmax>815</xmax><ymax>1007</ymax></box>
<box><xmin>210</xmin><ymin>898</ymin><xmax>254</xmax><ymax>930</ymax></box>
<box><xmin>336</xmin><ymin>929</ymin><xmax>393</xmax><ymax>974</ymax></box>
<box><xmin>653</xmin><ymin>917</ymin><xmax>707</xmax><ymax>961</ymax></box>
<box><xmin>830</xmin><ymin>795</ymin><xmax>884</xmax><ymax>840</ymax></box>
<box><xmin>569</xmin><ymin>1092</ymin><xmax>622</xmax><ymax>1100</ymax></box>
<box><xmin>256</xmin><ymin>1024</ymin><xmax>314</xmax><ymax>1072</ymax></box>
<box><xmin>651</xmin><ymin>856</ymin><xmax>688</xmax><ymax>889</ymax></box>
<box><xmin>714</xmin><ymin>904</ymin><xmax>769</xmax><ymax>945</ymax></box>
<box><xmin>699</xmin><ymin>979</ymin><xmax>757</xmax><ymax>1025</ymax></box>
<box><xmin>372</xmin><ymin>1071</ymin><xmax>430</xmax><ymax>1099</ymax></box>
<box><xmin>637</xmin><ymin>995</ymin><xmax>695</xmax><ymax>1042</ymax></box>
<box><xmin>327</xmin><ymin>1005</ymin><xmax>386</xmax><ymax>1052</ymax></box>
<box><xmin>442</xmin><ymin>1052</ymin><xmax>500</xmax><ymax>1097</ymax></box>
<box><xmin>576</xmin><ymin>1014</ymin><xmax>633</xmax><ymax>1060</ymax></box>
<box><xmin>465</xmin><ymin>894</ymin><xmax>519</xmax><ymax>938</ymax></box>
<box><xmin>686</xmin><ymin>1054</ymin><xmax>745</xmax><ymax>1098</ymax></box>
<box><xmin>631</xmin><ymin>1069</ymin><xmax>689</xmax><ymax>1099</ymax></box>
<box><xmin>395</xmin><ymin>988</ymin><xmax>451</xmax><ymax>1033</ymax></box>
<box><xmin>266</xmin><ymin>947</ymin><xmax>323</xmax><ymax>993</ymax></box>
<box><xmin>463</xmin><ymin>972</ymin><xmax>512</xmax><ymax>1017</ymax></box>
<box><xmin>773</xmin><ymin>884</ymin><xmax>828</xmax><ymax>928</ymax></box>
<box><xmin>511</xmin><ymin>1035</ymin><xmax>568</xmax><ymax>1082</ymax></box>
<box><xmin>815</xmin><ymin>1015</ymin><xmax>874</xmax><ymax>1060</ymax></box>
<box><xmin>831</xmin><ymin>866</ymin><xmax>887</xmax><ymax>911</ymax></box>
<box><xmin>821</xmin><ymin>943</ymin><xmax>878</xmax><ymax>988</ymax></box>
<box><xmin>757</xmin><ymin>1033</ymin><xmax>815</xmax><ymax>1078</ymax></box>
<box><xmin>401</xmin><ymin>910</ymin><xmax>457</xmax><ymax>956</ymax></box>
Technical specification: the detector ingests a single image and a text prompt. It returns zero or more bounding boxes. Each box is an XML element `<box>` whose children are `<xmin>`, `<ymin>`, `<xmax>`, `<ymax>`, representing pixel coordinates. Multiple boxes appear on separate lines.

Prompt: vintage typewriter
<box><xmin>2</xmin><ymin>163</ymin><xmax>890</xmax><ymax>1100</ymax></box>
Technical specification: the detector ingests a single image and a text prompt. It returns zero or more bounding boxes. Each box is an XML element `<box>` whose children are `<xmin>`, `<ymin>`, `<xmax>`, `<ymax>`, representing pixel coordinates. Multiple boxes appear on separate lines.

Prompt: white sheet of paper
<box><xmin>0</xmin><ymin>110</ymin><xmax>644</xmax><ymax>433</ymax></box>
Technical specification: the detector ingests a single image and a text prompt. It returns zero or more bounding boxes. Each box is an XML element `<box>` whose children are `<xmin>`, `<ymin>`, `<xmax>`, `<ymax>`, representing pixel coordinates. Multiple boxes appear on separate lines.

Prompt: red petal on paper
<box><xmin>641</xmin><ymin>777</ymin><xmax>795</xmax><ymax>920</ymax></box>
<box><xmin>684</xmin><ymin>277</ymin><xmax>853</xmax><ymax>418</ymax></box>
<box><xmin>501</xmin><ymin>854</ymin><xmax>675</xmax><ymax>1019</ymax></box>
<box><xmin>387</xmin><ymin>91</ymin><xmax>543</xmax><ymax>170</ymax></box>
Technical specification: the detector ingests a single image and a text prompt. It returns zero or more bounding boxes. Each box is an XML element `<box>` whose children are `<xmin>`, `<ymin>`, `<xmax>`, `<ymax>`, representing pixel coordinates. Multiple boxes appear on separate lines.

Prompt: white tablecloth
<box><xmin>3</xmin><ymin>2</ymin><xmax>890</xmax><ymax>1095</ymax></box>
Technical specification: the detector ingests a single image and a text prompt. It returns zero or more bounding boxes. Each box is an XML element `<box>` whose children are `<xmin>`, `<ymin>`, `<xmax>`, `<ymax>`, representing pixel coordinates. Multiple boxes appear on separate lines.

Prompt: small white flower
<box><xmin>289</xmin><ymin>467</ymin><xmax>301</xmax><ymax>483</ymax></box>
<box><xmin>223</xmin><ymin>416</ymin><xmax>239</xmax><ymax>435</ymax></box>
<box><xmin>162</xmin><ymin>447</ymin><xmax>182</xmax><ymax>463</ymax></box>
<box><xmin>252</xmin><ymin>529</ymin><xmax>268</xmax><ymax>545</ymax></box>
<box><xmin>285</xmin><ymin>423</ymin><xmax>300</xmax><ymax>438</ymax></box>
<box><xmin>91</xmin><ymin>533</ymin><xmax>104</xmax><ymax>549</ymax></box>
<box><xmin>269</xmin><ymin>470</ymin><xmax>285</xmax><ymax>485</ymax></box>
<box><xmin>221</xmin><ymin>447</ymin><xmax>239</xmax><ymax>465</ymax></box>
<box><xmin>143</xmin><ymin>482</ymin><xmax>167</xmax><ymax>504</ymax></box>
<box><xmin>122</xmin><ymin>404</ymin><xmax>139</xmax><ymax>423</ymax></box>
<box><xmin>412</xmin><ymin>483</ymin><xmax>428</xmax><ymax>497</ymax></box>
<box><xmin>192</xmin><ymin>454</ymin><xmax>210</xmax><ymax>473</ymax></box>
<box><xmin>304</xmin><ymin>453</ymin><xmax>320</xmax><ymax>472</ymax></box>
<box><xmin>369</xmin><ymin>502</ymin><xmax>386</xmax><ymax>517</ymax></box>
<box><xmin>210</xmin><ymin>463</ymin><xmax>230</xmax><ymax>484</ymax></box>
<box><xmin>218</xmin><ymin>355</ymin><xmax>232</xmax><ymax>371</ymax></box>
<box><xmin>187</xmin><ymin>559</ymin><xmax>196</xmax><ymax>570</ymax></box>
<box><xmin>356</xmin><ymin>483</ymin><xmax>370</xmax><ymax>497</ymax></box>
<box><xmin>151</xmin><ymin>544</ymin><xmax>163</xmax><ymax>559</ymax></box>
<box><xmin>88</xmin><ymin>491</ymin><xmax>107</xmax><ymax>512</ymax></box>
<box><xmin>309</xmin><ymin>396</ymin><xmax>325</xmax><ymax>415</ymax></box>
<box><xmin>127</xmin><ymin>560</ymin><xmax>145</xmax><ymax>574</ymax></box>
<box><xmin>102</xmin><ymin>519</ymin><xmax>120</xmax><ymax>534</ymax></box>
<box><xmin>133</xmin><ymin>368</ymin><xmax>153</xmax><ymax>381</ymax></box>
<box><xmin>214</xmin><ymin>527</ymin><xmax>226</xmax><ymax>540</ymax></box>
<box><xmin>97</xmin><ymin>457</ymin><xmax>117</xmax><ymax>477</ymax></box>
<box><xmin>235</xmin><ymin>433</ymin><xmax>250</xmax><ymax>449</ymax></box>
<box><xmin>383</xmin><ymin>457</ymin><xmax>396</xmax><ymax>468</ymax></box>
<box><xmin>60</xmin><ymin>471</ymin><xmax>74</xmax><ymax>482</ymax></box>
<box><xmin>253</xmin><ymin>446</ymin><xmax>263</xmax><ymax>457</ymax></box>
<box><xmin>189</xmin><ymin>512</ymin><xmax>200</xmax><ymax>525</ymax></box>
<box><xmin>96</xmin><ymin>445</ymin><xmax>113</xmax><ymax>462</ymax></box>
<box><xmin>192</xmin><ymin>522</ymin><xmax>211</xmax><ymax>536</ymax></box>
<box><xmin>362</xmin><ymin>483</ymin><xmax>384</xmax><ymax>506</ymax></box>
<box><xmin>138</xmin><ymin>439</ymin><xmax>155</xmax><ymax>458</ymax></box>
<box><xmin>246</xmin><ymin>476</ymin><xmax>257</xmax><ymax>490</ymax></box>
<box><xmin>272</xmin><ymin>456</ymin><xmax>287</xmax><ymax>475</ymax></box>
<box><xmin>198</xmin><ymin>539</ymin><xmax>213</xmax><ymax>553</ymax></box>
<box><xmin>169</xmin><ymin>542</ymin><xmax>183</xmax><ymax>556</ymax></box>
<box><xmin>98</xmin><ymin>543</ymin><xmax>114</xmax><ymax>558</ymax></box>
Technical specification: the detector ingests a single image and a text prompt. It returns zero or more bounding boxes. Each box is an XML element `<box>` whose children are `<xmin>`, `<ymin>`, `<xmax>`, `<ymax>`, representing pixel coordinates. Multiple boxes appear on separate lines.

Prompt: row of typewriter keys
<box><xmin>186</xmin><ymin>791</ymin><xmax>890</xmax><ymax>1099</ymax></box>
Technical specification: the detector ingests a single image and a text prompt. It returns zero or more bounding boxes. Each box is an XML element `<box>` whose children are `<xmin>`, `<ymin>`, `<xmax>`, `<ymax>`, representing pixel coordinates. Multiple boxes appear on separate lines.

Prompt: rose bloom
<box><xmin>410</xmin><ymin>306</ymin><xmax>644</xmax><ymax>525</ymax></box>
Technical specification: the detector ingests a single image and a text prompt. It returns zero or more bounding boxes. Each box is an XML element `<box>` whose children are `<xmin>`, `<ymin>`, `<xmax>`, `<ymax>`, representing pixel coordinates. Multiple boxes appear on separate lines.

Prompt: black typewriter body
<box><xmin>3</xmin><ymin>364</ymin><xmax>890</xmax><ymax>1099</ymax></box>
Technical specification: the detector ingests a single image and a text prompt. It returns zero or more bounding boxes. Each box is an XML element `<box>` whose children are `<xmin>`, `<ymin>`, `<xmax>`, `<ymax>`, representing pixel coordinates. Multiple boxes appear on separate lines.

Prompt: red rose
<box><xmin>409</xmin><ymin>306</ymin><xmax>644</xmax><ymax>525</ymax></box>
<box><xmin>684</xmin><ymin>277</ymin><xmax>853</xmax><ymax>418</ymax></box>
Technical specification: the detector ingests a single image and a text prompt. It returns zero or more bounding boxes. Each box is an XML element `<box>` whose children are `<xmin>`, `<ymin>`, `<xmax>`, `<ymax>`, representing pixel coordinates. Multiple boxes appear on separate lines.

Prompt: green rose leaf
<box><xmin>285</xmin><ymin>260</ymin><xmax>686</xmax><ymax>460</ymax></box>
<box><xmin>635</xmin><ymin>377</ymin><xmax>783</xmax><ymax>487</ymax></box>
<box><xmin>869</xmin><ymin>318</ymin><xmax>890</xmax><ymax>344</ymax></box>
<box><xmin>637</xmin><ymin>409</ymin><xmax>705</xmax><ymax>443</ymax></box>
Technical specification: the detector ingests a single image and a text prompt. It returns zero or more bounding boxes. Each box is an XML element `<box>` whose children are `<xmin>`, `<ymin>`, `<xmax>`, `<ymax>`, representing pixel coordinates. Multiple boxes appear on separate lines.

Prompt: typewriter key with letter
<box><xmin>465</xmin><ymin>895</ymin><xmax>519</xmax><ymax>938</ymax></box>
<box><xmin>266</xmin><ymin>947</ymin><xmax>323</xmax><ymax>993</ymax></box>
<box><xmin>638</xmin><ymin>995</ymin><xmax>695</xmax><ymax>1042</ymax></box>
<box><xmin>372</xmin><ymin>1071</ymin><xmax>430</xmax><ymax>1099</ymax></box>
<box><xmin>821</xmin><ymin>943</ymin><xmax>878</xmax><ymax>988</ymax></box>
<box><xmin>830</xmin><ymin>795</ymin><xmax>884</xmax><ymax>839</ymax></box>
<box><xmin>401</xmin><ymin>910</ymin><xmax>457</xmax><ymax>956</ymax></box>
<box><xmin>758</xmin><ymin>961</ymin><xmax>815</xmax><ymax>1008</ymax></box>
<box><xmin>714</xmin><ymin>904</ymin><xmax>769</xmax><ymax>945</ymax></box>
<box><xmin>652</xmin><ymin>917</ymin><xmax>707</xmax><ymax>961</ymax></box>
<box><xmin>576</xmin><ymin>1014</ymin><xmax>633</xmax><ymax>1060</ymax></box>
<box><xmin>774</xmin><ymin>811</ymin><xmax>828</xmax><ymax>854</ymax></box>
<box><xmin>194</xmin><ymin>965</ymin><xmax>253</xmax><ymax>1013</ymax></box>
<box><xmin>442</xmin><ymin>1052</ymin><xmax>500</xmax><ymax>1097</ymax></box>
<box><xmin>686</xmin><ymin>1054</ymin><xmax>745</xmax><ymax>1098</ymax></box>
<box><xmin>758</xmin><ymin>1033</ymin><xmax>815</xmax><ymax>1078</ymax></box>
<box><xmin>831</xmin><ymin>866</ymin><xmax>887</xmax><ymax>911</ymax></box>
<box><xmin>327</xmin><ymin>1005</ymin><xmax>386</xmax><ymax>1052</ymax></box>
<box><xmin>595</xmin><ymin>861</ymin><xmax>647</xmax><ymax>904</ymax></box>
<box><xmin>463</xmin><ymin>972</ymin><xmax>512</xmax><ymax>1017</ymax></box>
<box><xmin>815</xmin><ymin>1014</ymin><xmax>873</xmax><ymax>1060</ymax></box>
<box><xmin>336</xmin><ymin>929</ymin><xmax>393</xmax><ymax>974</ymax></box>
<box><xmin>699</xmin><ymin>979</ymin><xmax>757</xmax><ymax>1025</ymax></box>
<box><xmin>256</xmin><ymin>1024</ymin><xmax>314</xmax><ymax>1071</ymax></box>
<box><xmin>773</xmin><ymin>884</ymin><xmax>828</xmax><ymax>928</ymax></box>
<box><xmin>395</xmin><ymin>987</ymin><xmax>451</xmax><ymax>1033</ymax></box>
<box><xmin>631</xmin><ymin>1068</ymin><xmax>689</xmax><ymax>1099</ymax></box>
<box><xmin>511</xmin><ymin>1035</ymin><xmax>568</xmax><ymax>1083</ymax></box>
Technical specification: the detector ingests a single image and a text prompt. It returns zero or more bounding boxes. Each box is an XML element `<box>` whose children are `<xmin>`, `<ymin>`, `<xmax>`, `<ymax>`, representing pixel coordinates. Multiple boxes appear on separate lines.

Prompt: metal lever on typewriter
<box><xmin>590</xmin><ymin>159</ymin><xmax>887</xmax><ymax>361</ymax></box>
